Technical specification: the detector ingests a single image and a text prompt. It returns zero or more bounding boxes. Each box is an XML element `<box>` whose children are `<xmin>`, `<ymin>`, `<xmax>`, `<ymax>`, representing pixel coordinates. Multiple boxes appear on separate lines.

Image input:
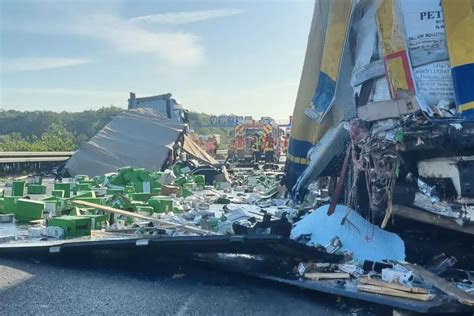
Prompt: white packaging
<box><xmin>43</xmin><ymin>226</ymin><xmax>65</xmax><ymax>239</ymax></box>
<box><xmin>338</xmin><ymin>264</ymin><xmax>364</xmax><ymax>278</ymax></box>
<box><xmin>28</xmin><ymin>227</ymin><xmax>44</xmax><ymax>238</ymax></box>
<box><xmin>382</xmin><ymin>266</ymin><xmax>414</xmax><ymax>286</ymax></box>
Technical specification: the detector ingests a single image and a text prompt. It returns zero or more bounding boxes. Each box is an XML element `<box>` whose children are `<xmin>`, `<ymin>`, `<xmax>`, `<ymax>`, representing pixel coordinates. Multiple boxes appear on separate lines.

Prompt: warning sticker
<box><xmin>413</xmin><ymin>61</ymin><xmax>454</xmax><ymax>105</ymax></box>
<box><xmin>398</xmin><ymin>0</ymin><xmax>453</xmax><ymax>106</ymax></box>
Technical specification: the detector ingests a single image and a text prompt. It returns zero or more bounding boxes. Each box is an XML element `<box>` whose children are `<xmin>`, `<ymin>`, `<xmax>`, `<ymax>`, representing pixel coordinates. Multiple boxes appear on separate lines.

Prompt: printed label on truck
<box><xmin>398</xmin><ymin>0</ymin><xmax>454</xmax><ymax>106</ymax></box>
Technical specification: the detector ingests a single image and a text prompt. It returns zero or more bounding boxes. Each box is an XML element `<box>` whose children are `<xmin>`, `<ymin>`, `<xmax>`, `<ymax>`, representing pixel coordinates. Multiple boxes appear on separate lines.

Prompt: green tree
<box><xmin>37</xmin><ymin>123</ymin><xmax>77</xmax><ymax>151</ymax></box>
<box><xmin>0</xmin><ymin>133</ymin><xmax>33</xmax><ymax>151</ymax></box>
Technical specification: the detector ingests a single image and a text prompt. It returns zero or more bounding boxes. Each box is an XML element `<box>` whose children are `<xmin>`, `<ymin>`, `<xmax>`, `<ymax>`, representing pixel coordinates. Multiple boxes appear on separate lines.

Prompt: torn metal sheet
<box><xmin>0</xmin><ymin>234</ymin><xmax>343</xmax><ymax>263</ymax></box>
<box><xmin>285</xmin><ymin>0</ymin><xmax>329</xmax><ymax>190</ymax></box>
<box><xmin>293</xmin><ymin>123</ymin><xmax>348</xmax><ymax>195</ymax></box>
<box><xmin>309</xmin><ymin>0</ymin><xmax>353</xmax><ymax>122</ymax></box>
<box><xmin>291</xmin><ymin>204</ymin><xmax>406</xmax><ymax>262</ymax></box>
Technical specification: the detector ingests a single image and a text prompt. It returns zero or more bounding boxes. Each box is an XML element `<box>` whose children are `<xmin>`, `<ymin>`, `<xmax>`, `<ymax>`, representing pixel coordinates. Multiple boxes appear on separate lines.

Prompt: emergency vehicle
<box><xmin>228</xmin><ymin>119</ymin><xmax>282</xmax><ymax>163</ymax></box>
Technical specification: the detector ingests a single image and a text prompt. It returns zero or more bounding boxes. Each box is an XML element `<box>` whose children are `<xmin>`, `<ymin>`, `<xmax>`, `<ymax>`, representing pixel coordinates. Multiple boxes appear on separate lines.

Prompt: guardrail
<box><xmin>0</xmin><ymin>151</ymin><xmax>75</xmax><ymax>163</ymax></box>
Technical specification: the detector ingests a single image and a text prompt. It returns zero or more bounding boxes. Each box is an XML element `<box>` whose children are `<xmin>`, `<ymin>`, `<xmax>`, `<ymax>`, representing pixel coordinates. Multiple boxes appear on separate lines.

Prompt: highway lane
<box><xmin>0</xmin><ymin>258</ymin><xmax>389</xmax><ymax>315</ymax></box>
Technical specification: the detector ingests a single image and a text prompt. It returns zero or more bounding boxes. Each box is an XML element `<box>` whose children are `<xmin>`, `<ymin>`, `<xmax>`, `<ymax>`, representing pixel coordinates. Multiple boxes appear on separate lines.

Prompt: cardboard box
<box><xmin>357</xmin><ymin>97</ymin><xmax>420</xmax><ymax>122</ymax></box>
<box><xmin>160</xmin><ymin>185</ymin><xmax>181</xmax><ymax>197</ymax></box>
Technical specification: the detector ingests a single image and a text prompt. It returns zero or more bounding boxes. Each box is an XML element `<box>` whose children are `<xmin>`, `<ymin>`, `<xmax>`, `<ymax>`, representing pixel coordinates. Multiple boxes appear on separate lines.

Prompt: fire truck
<box><xmin>228</xmin><ymin>119</ymin><xmax>282</xmax><ymax>163</ymax></box>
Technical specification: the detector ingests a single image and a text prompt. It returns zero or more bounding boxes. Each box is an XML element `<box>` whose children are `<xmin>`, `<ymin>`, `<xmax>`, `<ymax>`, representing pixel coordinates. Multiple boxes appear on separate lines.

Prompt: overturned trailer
<box><xmin>65</xmin><ymin>108</ymin><xmax>216</xmax><ymax>177</ymax></box>
<box><xmin>286</xmin><ymin>0</ymin><xmax>474</xmax><ymax>237</ymax></box>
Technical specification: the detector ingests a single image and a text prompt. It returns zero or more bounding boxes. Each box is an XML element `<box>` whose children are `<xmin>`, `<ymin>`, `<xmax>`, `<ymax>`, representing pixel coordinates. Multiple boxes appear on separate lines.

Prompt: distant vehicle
<box><xmin>128</xmin><ymin>92</ymin><xmax>189</xmax><ymax>124</ymax></box>
<box><xmin>228</xmin><ymin>119</ymin><xmax>282</xmax><ymax>163</ymax></box>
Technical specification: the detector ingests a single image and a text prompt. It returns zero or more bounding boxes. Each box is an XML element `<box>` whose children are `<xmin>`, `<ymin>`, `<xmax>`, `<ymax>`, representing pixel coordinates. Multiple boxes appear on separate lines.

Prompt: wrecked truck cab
<box><xmin>286</xmin><ymin>0</ymin><xmax>474</xmax><ymax>234</ymax></box>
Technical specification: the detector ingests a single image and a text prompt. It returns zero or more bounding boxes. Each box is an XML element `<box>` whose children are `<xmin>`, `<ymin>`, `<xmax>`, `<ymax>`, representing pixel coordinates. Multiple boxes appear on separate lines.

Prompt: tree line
<box><xmin>0</xmin><ymin>107</ymin><xmax>123</xmax><ymax>151</ymax></box>
<box><xmin>0</xmin><ymin>108</ymin><xmax>230</xmax><ymax>151</ymax></box>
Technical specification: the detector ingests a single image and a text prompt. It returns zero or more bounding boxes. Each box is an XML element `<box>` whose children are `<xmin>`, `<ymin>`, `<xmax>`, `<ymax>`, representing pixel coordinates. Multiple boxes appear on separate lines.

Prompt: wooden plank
<box><xmin>357</xmin><ymin>284</ymin><xmax>435</xmax><ymax>301</ymax></box>
<box><xmin>359</xmin><ymin>278</ymin><xmax>428</xmax><ymax>294</ymax></box>
<box><xmin>392</xmin><ymin>204</ymin><xmax>474</xmax><ymax>235</ymax></box>
<box><xmin>71</xmin><ymin>200</ymin><xmax>217</xmax><ymax>236</ymax></box>
<box><xmin>404</xmin><ymin>263</ymin><xmax>474</xmax><ymax>306</ymax></box>
<box><xmin>304</xmin><ymin>272</ymin><xmax>350</xmax><ymax>280</ymax></box>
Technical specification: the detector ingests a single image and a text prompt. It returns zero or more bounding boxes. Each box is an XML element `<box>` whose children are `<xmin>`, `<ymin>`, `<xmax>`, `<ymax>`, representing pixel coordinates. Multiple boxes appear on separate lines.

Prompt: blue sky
<box><xmin>0</xmin><ymin>0</ymin><xmax>313</xmax><ymax>119</ymax></box>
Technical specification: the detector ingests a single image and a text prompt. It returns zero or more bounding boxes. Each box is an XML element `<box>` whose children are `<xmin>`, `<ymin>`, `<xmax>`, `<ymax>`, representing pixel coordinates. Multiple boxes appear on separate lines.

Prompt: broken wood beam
<box><xmin>357</xmin><ymin>284</ymin><xmax>435</xmax><ymax>301</ymax></box>
<box><xmin>71</xmin><ymin>200</ymin><xmax>217</xmax><ymax>236</ymax></box>
<box><xmin>359</xmin><ymin>277</ymin><xmax>429</xmax><ymax>294</ymax></box>
<box><xmin>404</xmin><ymin>263</ymin><xmax>474</xmax><ymax>306</ymax></box>
<box><xmin>304</xmin><ymin>272</ymin><xmax>350</xmax><ymax>280</ymax></box>
<box><xmin>327</xmin><ymin>145</ymin><xmax>351</xmax><ymax>216</ymax></box>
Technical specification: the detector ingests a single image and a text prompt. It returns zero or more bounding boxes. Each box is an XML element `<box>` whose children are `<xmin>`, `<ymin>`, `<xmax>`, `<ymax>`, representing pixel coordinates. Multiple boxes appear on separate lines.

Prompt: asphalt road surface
<box><xmin>0</xmin><ymin>258</ymin><xmax>391</xmax><ymax>316</ymax></box>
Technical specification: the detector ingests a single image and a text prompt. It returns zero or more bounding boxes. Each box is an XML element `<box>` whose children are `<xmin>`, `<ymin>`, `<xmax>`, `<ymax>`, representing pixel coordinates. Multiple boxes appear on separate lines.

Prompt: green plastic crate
<box><xmin>27</xmin><ymin>184</ymin><xmax>46</xmax><ymax>195</ymax></box>
<box><xmin>182</xmin><ymin>188</ymin><xmax>193</xmax><ymax>198</ymax></box>
<box><xmin>75</xmin><ymin>191</ymin><xmax>96</xmax><ymax>198</ymax></box>
<box><xmin>12</xmin><ymin>180</ymin><xmax>25</xmax><ymax>196</ymax></box>
<box><xmin>41</xmin><ymin>196</ymin><xmax>67</xmax><ymax>212</ymax></box>
<box><xmin>78</xmin><ymin>214</ymin><xmax>107</xmax><ymax>230</ymax></box>
<box><xmin>72</xmin><ymin>197</ymin><xmax>103</xmax><ymax>205</ymax></box>
<box><xmin>2</xmin><ymin>196</ymin><xmax>19</xmax><ymax>214</ymax></box>
<box><xmin>136</xmin><ymin>205</ymin><xmax>154</xmax><ymax>215</ymax></box>
<box><xmin>133</xmin><ymin>180</ymin><xmax>151</xmax><ymax>193</ymax></box>
<box><xmin>15</xmin><ymin>198</ymin><xmax>44</xmax><ymax>222</ymax></box>
<box><xmin>48</xmin><ymin>216</ymin><xmax>91</xmax><ymax>237</ymax></box>
<box><xmin>76</xmin><ymin>183</ymin><xmax>92</xmax><ymax>191</ymax></box>
<box><xmin>124</xmin><ymin>186</ymin><xmax>135</xmax><ymax>194</ymax></box>
<box><xmin>130</xmin><ymin>192</ymin><xmax>150</xmax><ymax>202</ymax></box>
<box><xmin>54</xmin><ymin>183</ymin><xmax>71</xmax><ymax>198</ymax></box>
<box><xmin>147</xmin><ymin>196</ymin><xmax>173</xmax><ymax>213</ymax></box>
<box><xmin>51</xmin><ymin>190</ymin><xmax>65</xmax><ymax>198</ymax></box>
<box><xmin>106</xmin><ymin>188</ymin><xmax>124</xmax><ymax>196</ymax></box>
<box><xmin>193</xmin><ymin>175</ymin><xmax>205</xmax><ymax>187</ymax></box>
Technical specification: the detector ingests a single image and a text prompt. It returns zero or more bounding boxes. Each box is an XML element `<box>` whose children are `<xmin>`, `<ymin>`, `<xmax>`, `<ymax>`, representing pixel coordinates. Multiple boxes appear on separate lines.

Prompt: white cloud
<box><xmin>1</xmin><ymin>58</ymin><xmax>92</xmax><ymax>72</ymax></box>
<box><xmin>71</xmin><ymin>14</ymin><xmax>204</xmax><ymax>67</ymax></box>
<box><xmin>2</xmin><ymin>5</ymin><xmax>208</xmax><ymax>68</ymax></box>
<box><xmin>130</xmin><ymin>8</ymin><xmax>244</xmax><ymax>25</ymax></box>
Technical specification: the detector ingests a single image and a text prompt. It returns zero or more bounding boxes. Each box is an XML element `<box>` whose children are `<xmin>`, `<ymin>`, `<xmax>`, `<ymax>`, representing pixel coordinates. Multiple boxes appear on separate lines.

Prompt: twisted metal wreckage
<box><xmin>286</xmin><ymin>0</ymin><xmax>474</xmax><ymax>235</ymax></box>
<box><xmin>0</xmin><ymin>0</ymin><xmax>473</xmax><ymax>313</ymax></box>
